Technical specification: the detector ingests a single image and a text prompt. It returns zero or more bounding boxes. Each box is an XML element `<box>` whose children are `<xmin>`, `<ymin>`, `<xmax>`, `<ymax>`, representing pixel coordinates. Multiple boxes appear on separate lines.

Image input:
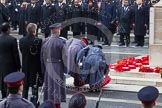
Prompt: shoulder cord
<box><xmin>30</xmin><ymin>38</ymin><xmax>40</xmax><ymax>55</ymax></box>
<box><xmin>4</xmin><ymin>99</ymin><xmax>9</xmax><ymax>108</ymax></box>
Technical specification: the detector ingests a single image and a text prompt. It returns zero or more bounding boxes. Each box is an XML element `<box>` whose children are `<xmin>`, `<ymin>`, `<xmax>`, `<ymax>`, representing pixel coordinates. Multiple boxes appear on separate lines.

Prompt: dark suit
<box><xmin>25</xmin><ymin>3</ymin><xmax>41</xmax><ymax>35</ymax></box>
<box><xmin>41</xmin><ymin>3</ymin><xmax>55</xmax><ymax>38</ymax></box>
<box><xmin>25</xmin><ymin>3</ymin><xmax>41</xmax><ymax>24</ymax></box>
<box><xmin>55</xmin><ymin>2</ymin><xmax>68</xmax><ymax>38</ymax></box>
<box><xmin>19</xmin><ymin>7</ymin><xmax>27</xmax><ymax>36</ymax></box>
<box><xmin>86</xmin><ymin>3</ymin><xmax>98</xmax><ymax>36</ymax></box>
<box><xmin>80</xmin><ymin>2</ymin><xmax>87</xmax><ymax>35</ymax></box>
<box><xmin>116</xmin><ymin>6</ymin><xmax>133</xmax><ymax>46</ymax></box>
<box><xmin>71</xmin><ymin>5</ymin><xmax>82</xmax><ymax>36</ymax></box>
<box><xmin>0</xmin><ymin>3</ymin><xmax>10</xmax><ymax>33</ymax></box>
<box><xmin>0</xmin><ymin>33</ymin><xmax>21</xmax><ymax>98</ymax></box>
<box><xmin>133</xmin><ymin>4</ymin><xmax>148</xmax><ymax>46</ymax></box>
<box><xmin>19</xmin><ymin>34</ymin><xmax>42</xmax><ymax>99</ymax></box>
<box><xmin>100</xmin><ymin>1</ymin><xmax>116</xmax><ymax>45</ymax></box>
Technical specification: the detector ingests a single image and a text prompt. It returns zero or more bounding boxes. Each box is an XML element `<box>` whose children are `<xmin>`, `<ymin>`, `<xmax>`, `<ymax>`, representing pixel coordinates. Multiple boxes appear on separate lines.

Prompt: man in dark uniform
<box><xmin>133</xmin><ymin>0</ymin><xmax>148</xmax><ymax>47</ymax></box>
<box><xmin>86</xmin><ymin>0</ymin><xmax>98</xmax><ymax>37</ymax></box>
<box><xmin>55</xmin><ymin>0</ymin><xmax>68</xmax><ymax>38</ymax></box>
<box><xmin>25</xmin><ymin>0</ymin><xmax>41</xmax><ymax>35</ymax></box>
<box><xmin>79</xmin><ymin>0</ymin><xmax>87</xmax><ymax>36</ymax></box>
<box><xmin>100</xmin><ymin>0</ymin><xmax>116</xmax><ymax>45</ymax></box>
<box><xmin>0</xmin><ymin>72</ymin><xmax>35</xmax><ymax>108</ymax></box>
<box><xmin>19</xmin><ymin>23</ymin><xmax>43</xmax><ymax>99</ymax></box>
<box><xmin>0</xmin><ymin>0</ymin><xmax>10</xmax><ymax>33</ymax></box>
<box><xmin>41</xmin><ymin>23</ymin><xmax>67</xmax><ymax>108</ymax></box>
<box><xmin>8</xmin><ymin>0</ymin><xmax>20</xmax><ymax>31</ymax></box>
<box><xmin>41</xmin><ymin>0</ymin><xmax>55</xmax><ymax>38</ymax></box>
<box><xmin>116</xmin><ymin>0</ymin><xmax>133</xmax><ymax>47</ymax></box>
<box><xmin>138</xmin><ymin>86</ymin><xmax>159</xmax><ymax>108</ymax></box>
<box><xmin>0</xmin><ymin>23</ymin><xmax>21</xmax><ymax>98</ymax></box>
<box><xmin>71</xmin><ymin>0</ymin><xmax>82</xmax><ymax>36</ymax></box>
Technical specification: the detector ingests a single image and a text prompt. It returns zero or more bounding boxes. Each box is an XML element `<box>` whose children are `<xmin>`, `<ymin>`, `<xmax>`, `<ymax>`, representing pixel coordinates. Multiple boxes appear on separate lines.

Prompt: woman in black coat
<box><xmin>19</xmin><ymin>2</ymin><xmax>27</xmax><ymax>36</ymax></box>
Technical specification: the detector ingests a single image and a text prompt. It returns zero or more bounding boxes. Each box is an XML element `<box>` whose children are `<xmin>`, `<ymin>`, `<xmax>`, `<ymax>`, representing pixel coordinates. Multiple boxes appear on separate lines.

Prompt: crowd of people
<box><xmin>0</xmin><ymin>0</ymin><xmax>161</xmax><ymax>107</ymax></box>
<box><xmin>0</xmin><ymin>21</ymin><xmax>160</xmax><ymax>108</ymax></box>
<box><xmin>0</xmin><ymin>21</ymin><xmax>111</xmax><ymax>108</ymax></box>
<box><xmin>0</xmin><ymin>0</ymin><xmax>160</xmax><ymax>46</ymax></box>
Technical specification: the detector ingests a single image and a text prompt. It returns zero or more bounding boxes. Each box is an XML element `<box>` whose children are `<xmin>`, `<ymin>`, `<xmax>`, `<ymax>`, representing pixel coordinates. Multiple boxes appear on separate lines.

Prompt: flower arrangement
<box><xmin>109</xmin><ymin>55</ymin><xmax>162</xmax><ymax>74</ymax></box>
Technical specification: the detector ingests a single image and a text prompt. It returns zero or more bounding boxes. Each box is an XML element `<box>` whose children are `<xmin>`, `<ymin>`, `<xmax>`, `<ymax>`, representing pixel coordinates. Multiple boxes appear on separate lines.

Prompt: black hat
<box><xmin>138</xmin><ymin>86</ymin><xmax>159</xmax><ymax>105</ymax></box>
<box><xmin>49</xmin><ymin>23</ymin><xmax>62</xmax><ymax>29</ymax></box>
<box><xmin>4</xmin><ymin>72</ymin><xmax>25</xmax><ymax>87</ymax></box>
<box><xmin>39</xmin><ymin>100</ymin><xmax>55</xmax><ymax>108</ymax></box>
<box><xmin>68</xmin><ymin>92</ymin><xmax>87</xmax><ymax>108</ymax></box>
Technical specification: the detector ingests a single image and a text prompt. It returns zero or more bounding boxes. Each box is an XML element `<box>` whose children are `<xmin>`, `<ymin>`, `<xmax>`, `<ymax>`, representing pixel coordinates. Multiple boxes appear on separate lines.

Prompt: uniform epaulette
<box><xmin>59</xmin><ymin>37</ymin><xmax>67</xmax><ymax>41</ymax></box>
<box><xmin>0</xmin><ymin>98</ymin><xmax>6</xmax><ymax>102</ymax></box>
<box><xmin>21</xmin><ymin>98</ymin><xmax>31</xmax><ymax>103</ymax></box>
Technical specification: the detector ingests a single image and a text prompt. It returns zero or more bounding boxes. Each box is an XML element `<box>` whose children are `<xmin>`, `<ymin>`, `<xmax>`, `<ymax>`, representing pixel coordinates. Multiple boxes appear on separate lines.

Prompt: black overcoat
<box><xmin>19</xmin><ymin>34</ymin><xmax>42</xmax><ymax>87</ymax></box>
<box><xmin>0</xmin><ymin>33</ymin><xmax>21</xmax><ymax>91</ymax></box>
<box><xmin>133</xmin><ymin>4</ymin><xmax>148</xmax><ymax>36</ymax></box>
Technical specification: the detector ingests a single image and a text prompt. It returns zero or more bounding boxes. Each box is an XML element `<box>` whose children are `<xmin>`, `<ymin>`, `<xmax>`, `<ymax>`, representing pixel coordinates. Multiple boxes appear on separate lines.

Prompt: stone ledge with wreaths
<box><xmin>66</xmin><ymin>55</ymin><xmax>162</xmax><ymax>94</ymax></box>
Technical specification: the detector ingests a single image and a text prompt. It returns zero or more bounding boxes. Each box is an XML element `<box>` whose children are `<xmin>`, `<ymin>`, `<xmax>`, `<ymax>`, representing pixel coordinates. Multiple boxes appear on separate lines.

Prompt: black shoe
<box><xmin>119</xmin><ymin>43</ymin><xmax>125</xmax><ymax>46</ymax></box>
<box><xmin>135</xmin><ymin>44</ymin><xmax>140</xmax><ymax>47</ymax></box>
<box><xmin>126</xmin><ymin>43</ymin><xmax>129</xmax><ymax>47</ymax></box>
<box><xmin>102</xmin><ymin>43</ymin><xmax>110</xmax><ymax>46</ymax></box>
<box><xmin>140</xmin><ymin>45</ymin><xmax>144</xmax><ymax>47</ymax></box>
<box><xmin>132</xmin><ymin>41</ymin><xmax>137</xmax><ymax>43</ymax></box>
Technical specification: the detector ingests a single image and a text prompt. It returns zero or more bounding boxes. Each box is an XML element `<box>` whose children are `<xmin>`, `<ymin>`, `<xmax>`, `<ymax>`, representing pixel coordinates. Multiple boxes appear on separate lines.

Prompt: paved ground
<box><xmin>1</xmin><ymin>31</ymin><xmax>160</xmax><ymax>108</ymax></box>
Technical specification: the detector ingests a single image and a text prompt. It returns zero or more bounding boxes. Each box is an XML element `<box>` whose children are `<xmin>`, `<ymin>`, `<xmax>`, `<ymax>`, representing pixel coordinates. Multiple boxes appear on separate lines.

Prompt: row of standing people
<box><xmin>1</xmin><ymin>0</ymin><xmax>159</xmax><ymax>46</ymax></box>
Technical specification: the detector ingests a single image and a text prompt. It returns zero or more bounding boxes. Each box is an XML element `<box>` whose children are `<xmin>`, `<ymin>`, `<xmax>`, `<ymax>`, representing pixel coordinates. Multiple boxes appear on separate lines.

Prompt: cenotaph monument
<box><xmin>149</xmin><ymin>0</ymin><xmax>162</xmax><ymax>67</ymax></box>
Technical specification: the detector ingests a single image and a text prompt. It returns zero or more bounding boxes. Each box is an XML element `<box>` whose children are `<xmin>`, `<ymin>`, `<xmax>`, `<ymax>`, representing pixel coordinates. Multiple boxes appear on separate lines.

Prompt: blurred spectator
<box><xmin>68</xmin><ymin>92</ymin><xmax>87</xmax><ymax>108</ymax></box>
<box><xmin>71</xmin><ymin>0</ymin><xmax>82</xmax><ymax>36</ymax></box>
<box><xmin>138</xmin><ymin>86</ymin><xmax>159</xmax><ymax>108</ymax></box>
<box><xmin>25</xmin><ymin>0</ymin><xmax>41</xmax><ymax>35</ymax></box>
<box><xmin>0</xmin><ymin>0</ymin><xmax>10</xmax><ymax>33</ymax></box>
<box><xmin>41</xmin><ymin>0</ymin><xmax>55</xmax><ymax>38</ymax></box>
<box><xmin>100</xmin><ymin>0</ymin><xmax>116</xmax><ymax>46</ymax></box>
<box><xmin>133</xmin><ymin>0</ymin><xmax>148</xmax><ymax>47</ymax></box>
<box><xmin>0</xmin><ymin>72</ymin><xmax>35</xmax><ymax>108</ymax></box>
<box><xmin>116</xmin><ymin>0</ymin><xmax>133</xmax><ymax>47</ymax></box>
<box><xmin>55</xmin><ymin>0</ymin><xmax>68</xmax><ymax>38</ymax></box>
<box><xmin>0</xmin><ymin>22</ymin><xmax>21</xmax><ymax>98</ymax></box>
<box><xmin>19</xmin><ymin>2</ymin><xmax>28</xmax><ymax>36</ymax></box>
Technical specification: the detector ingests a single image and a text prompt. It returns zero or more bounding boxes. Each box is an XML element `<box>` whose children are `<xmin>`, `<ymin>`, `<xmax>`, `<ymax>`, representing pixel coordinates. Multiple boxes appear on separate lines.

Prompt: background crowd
<box><xmin>0</xmin><ymin>0</ymin><xmax>160</xmax><ymax>46</ymax></box>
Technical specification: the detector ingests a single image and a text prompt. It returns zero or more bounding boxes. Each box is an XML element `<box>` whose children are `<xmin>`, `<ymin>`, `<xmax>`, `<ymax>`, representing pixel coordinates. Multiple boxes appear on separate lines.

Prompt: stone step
<box><xmin>110</xmin><ymin>75</ymin><xmax>162</xmax><ymax>87</ymax></box>
<box><xmin>66</xmin><ymin>77</ymin><xmax>162</xmax><ymax>93</ymax></box>
<box><xmin>109</xmin><ymin>69</ymin><xmax>161</xmax><ymax>79</ymax></box>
